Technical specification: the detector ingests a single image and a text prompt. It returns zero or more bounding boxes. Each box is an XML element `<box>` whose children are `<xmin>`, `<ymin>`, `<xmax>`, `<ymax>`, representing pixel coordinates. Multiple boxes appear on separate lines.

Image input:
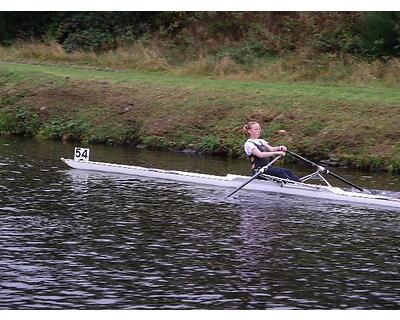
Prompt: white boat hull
<box><xmin>61</xmin><ymin>158</ymin><xmax>400</xmax><ymax>210</ymax></box>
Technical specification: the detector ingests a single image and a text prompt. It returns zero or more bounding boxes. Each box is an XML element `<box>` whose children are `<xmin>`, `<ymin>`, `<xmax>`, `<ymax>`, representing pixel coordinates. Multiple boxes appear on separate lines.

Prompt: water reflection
<box><xmin>0</xmin><ymin>136</ymin><xmax>400</xmax><ymax>309</ymax></box>
<box><xmin>234</xmin><ymin>196</ymin><xmax>400</xmax><ymax>308</ymax></box>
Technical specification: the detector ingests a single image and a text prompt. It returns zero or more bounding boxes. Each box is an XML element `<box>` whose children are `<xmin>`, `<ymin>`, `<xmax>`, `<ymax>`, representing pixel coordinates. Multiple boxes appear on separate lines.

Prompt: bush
<box><xmin>200</xmin><ymin>135</ymin><xmax>220</xmax><ymax>152</ymax></box>
<box><xmin>62</xmin><ymin>30</ymin><xmax>115</xmax><ymax>53</ymax></box>
<box><xmin>37</xmin><ymin>116</ymin><xmax>90</xmax><ymax>141</ymax></box>
<box><xmin>0</xmin><ymin>111</ymin><xmax>15</xmax><ymax>133</ymax></box>
<box><xmin>54</xmin><ymin>12</ymin><xmax>174</xmax><ymax>53</ymax></box>
<box><xmin>38</xmin><ymin>118</ymin><xmax>65</xmax><ymax>139</ymax></box>
<box><xmin>358</xmin><ymin>12</ymin><xmax>400</xmax><ymax>58</ymax></box>
<box><xmin>219</xmin><ymin>40</ymin><xmax>277</xmax><ymax>66</ymax></box>
<box><xmin>88</xmin><ymin>117</ymin><xmax>141</xmax><ymax>145</ymax></box>
<box><xmin>4</xmin><ymin>12</ymin><xmax>400</xmax><ymax>60</ymax></box>
<box><xmin>141</xmin><ymin>135</ymin><xmax>167</xmax><ymax>149</ymax></box>
<box><xmin>64</xmin><ymin>117</ymin><xmax>90</xmax><ymax>140</ymax></box>
<box><xmin>0</xmin><ymin>108</ymin><xmax>41</xmax><ymax>136</ymax></box>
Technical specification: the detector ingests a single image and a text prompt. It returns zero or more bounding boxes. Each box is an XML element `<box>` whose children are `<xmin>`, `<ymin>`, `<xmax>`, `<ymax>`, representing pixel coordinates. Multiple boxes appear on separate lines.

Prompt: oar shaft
<box><xmin>327</xmin><ymin>171</ymin><xmax>363</xmax><ymax>192</ymax></box>
<box><xmin>287</xmin><ymin>150</ymin><xmax>321</xmax><ymax>169</ymax></box>
<box><xmin>226</xmin><ymin>155</ymin><xmax>282</xmax><ymax>198</ymax></box>
<box><xmin>225</xmin><ymin>172</ymin><xmax>261</xmax><ymax>198</ymax></box>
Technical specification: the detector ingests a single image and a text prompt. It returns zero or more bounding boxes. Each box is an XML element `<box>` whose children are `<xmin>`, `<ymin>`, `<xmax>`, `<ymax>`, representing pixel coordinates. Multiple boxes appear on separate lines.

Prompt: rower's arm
<box><xmin>263</xmin><ymin>142</ymin><xmax>287</xmax><ymax>152</ymax></box>
<box><xmin>251</xmin><ymin>148</ymin><xmax>285</xmax><ymax>158</ymax></box>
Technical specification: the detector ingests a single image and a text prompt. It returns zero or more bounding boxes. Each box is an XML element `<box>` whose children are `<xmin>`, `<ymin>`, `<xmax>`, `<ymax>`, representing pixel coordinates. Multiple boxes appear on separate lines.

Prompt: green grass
<box><xmin>2</xmin><ymin>61</ymin><xmax>400</xmax><ymax>105</ymax></box>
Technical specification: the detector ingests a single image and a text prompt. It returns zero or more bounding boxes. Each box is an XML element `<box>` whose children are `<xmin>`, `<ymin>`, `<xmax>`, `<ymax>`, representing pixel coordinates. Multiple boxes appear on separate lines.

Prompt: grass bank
<box><xmin>1</xmin><ymin>61</ymin><xmax>400</xmax><ymax>172</ymax></box>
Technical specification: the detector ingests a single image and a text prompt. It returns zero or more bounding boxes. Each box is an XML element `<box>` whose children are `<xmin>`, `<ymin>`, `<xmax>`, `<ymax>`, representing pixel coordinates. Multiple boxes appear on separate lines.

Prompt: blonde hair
<box><xmin>242</xmin><ymin>121</ymin><xmax>259</xmax><ymax>138</ymax></box>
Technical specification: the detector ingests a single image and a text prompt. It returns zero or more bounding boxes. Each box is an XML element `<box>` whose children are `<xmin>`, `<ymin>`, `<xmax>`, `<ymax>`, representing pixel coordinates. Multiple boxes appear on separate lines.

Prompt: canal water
<box><xmin>1</xmin><ymin>136</ymin><xmax>399</xmax><ymax>309</ymax></box>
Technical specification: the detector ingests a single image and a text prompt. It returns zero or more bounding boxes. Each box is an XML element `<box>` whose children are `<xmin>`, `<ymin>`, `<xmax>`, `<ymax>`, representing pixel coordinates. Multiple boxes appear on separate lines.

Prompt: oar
<box><xmin>226</xmin><ymin>155</ymin><xmax>283</xmax><ymax>198</ymax></box>
<box><xmin>287</xmin><ymin>150</ymin><xmax>363</xmax><ymax>192</ymax></box>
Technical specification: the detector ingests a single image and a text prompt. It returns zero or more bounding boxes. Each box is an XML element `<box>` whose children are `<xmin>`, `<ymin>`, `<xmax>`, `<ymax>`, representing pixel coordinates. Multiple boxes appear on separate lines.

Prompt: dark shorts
<box><xmin>253</xmin><ymin>167</ymin><xmax>301</xmax><ymax>182</ymax></box>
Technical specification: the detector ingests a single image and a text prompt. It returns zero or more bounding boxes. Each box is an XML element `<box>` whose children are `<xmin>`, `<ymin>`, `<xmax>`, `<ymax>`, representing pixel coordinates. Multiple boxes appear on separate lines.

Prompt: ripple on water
<box><xmin>1</xmin><ymin>138</ymin><xmax>400</xmax><ymax>309</ymax></box>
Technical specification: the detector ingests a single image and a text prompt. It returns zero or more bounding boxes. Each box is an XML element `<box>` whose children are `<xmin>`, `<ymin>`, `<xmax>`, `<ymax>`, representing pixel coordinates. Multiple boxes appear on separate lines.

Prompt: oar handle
<box><xmin>226</xmin><ymin>155</ymin><xmax>282</xmax><ymax>198</ymax></box>
<box><xmin>287</xmin><ymin>150</ymin><xmax>323</xmax><ymax>170</ymax></box>
<box><xmin>287</xmin><ymin>150</ymin><xmax>363</xmax><ymax>192</ymax></box>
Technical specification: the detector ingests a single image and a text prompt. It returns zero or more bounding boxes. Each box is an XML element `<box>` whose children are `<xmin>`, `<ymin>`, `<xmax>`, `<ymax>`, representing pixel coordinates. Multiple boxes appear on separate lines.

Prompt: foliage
<box><xmin>37</xmin><ymin>116</ymin><xmax>90</xmax><ymax>140</ymax></box>
<box><xmin>0</xmin><ymin>12</ymin><xmax>58</xmax><ymax>44</ymax></box>
<box><xmin>38</xmin><ymin>118</ymin><xmax>65</xmax><ymax>139</ymax></box>
<box><xmin>37</xmin><ymin>115</ymin><xmax>141</xmax><ymax>145</ymax></box>
<box><xmin>64</xmin><ymin>117</ymin><xmax>91</xmax><ymax>140</ymax></box>
<box><xmin>141</xmin><ymin>135</ymin><xmax>168</xmax><ymax>149</ymax></box>
<box><xmin>0</xmin><ymin>107</ymin><xmax>41</xmax><ymax>136</ymax></box>
<box><xmin>200</xmin><ymin>135</ymin><xmax>220</xmax><ymax>153</ymax></box>
<box><xmin>0</xmin><ymin>111</ymin><xmax>15</xmax><ymax>133</ymax></box>
<box><xmin>90</xmin><ymin>120</ymin><xmax>141</xmax><ymax>145</ymax></box>
<box><xmin>53</xmin><ymin>12</ymin><xmax>181</xmax><ymax>53</ymax></box>
<box><xmin>357</xmin><ymin>12</ymin><xmax>400</xmax><ymax>58</ymax></box>
<box><xmin>2</xmin><ymin>12</ymin><xmax>400</xmax><ymax>61</ymax></box>
<box><xmin>219</xmin><ymin>40</ymin><xmax>275</xmax><ymax>66</ymax></box>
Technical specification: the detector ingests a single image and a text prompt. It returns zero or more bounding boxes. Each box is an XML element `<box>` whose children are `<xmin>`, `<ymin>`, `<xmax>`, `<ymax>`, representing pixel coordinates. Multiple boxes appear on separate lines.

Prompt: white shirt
<box><xmin>244</xmin><ymin>139</ymin><xmax>269</xmax><ymax>156</ymax></box>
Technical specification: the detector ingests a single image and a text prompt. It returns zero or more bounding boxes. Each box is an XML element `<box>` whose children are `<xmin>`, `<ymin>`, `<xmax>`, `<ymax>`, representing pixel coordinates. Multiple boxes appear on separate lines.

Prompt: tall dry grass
<box><xmin>0</xmin><ymin>41</ymin><xmax>173</xmax><ymax>71</ymax></box>
<box><xmin>2</xmin><ymin>41</ymin><xmax>400</xmax><ymax>88</ymax></box>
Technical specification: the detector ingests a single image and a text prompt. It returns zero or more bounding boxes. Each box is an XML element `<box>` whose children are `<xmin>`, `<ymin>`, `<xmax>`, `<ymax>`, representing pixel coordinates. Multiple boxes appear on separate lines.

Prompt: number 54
<box><xmin>74</xmin><ymin>147</ymin><xmax>90</xmax><ymax>162</ymax></box>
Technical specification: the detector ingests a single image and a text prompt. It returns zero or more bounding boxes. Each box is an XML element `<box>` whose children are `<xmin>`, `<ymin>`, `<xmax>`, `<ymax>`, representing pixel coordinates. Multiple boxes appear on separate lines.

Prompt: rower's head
<box><xmin>243</xmin><ymin>121</ymin><xmax>261</xmax><ymax>139</ymax></box>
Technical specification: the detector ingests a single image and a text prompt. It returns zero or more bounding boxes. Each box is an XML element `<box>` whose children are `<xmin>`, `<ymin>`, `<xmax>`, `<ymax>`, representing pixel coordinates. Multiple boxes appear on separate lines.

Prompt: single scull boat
<box><xmin>61</xmin><ymin>148</ymin><xmax>400</xmax><ymax>210</ymax></box>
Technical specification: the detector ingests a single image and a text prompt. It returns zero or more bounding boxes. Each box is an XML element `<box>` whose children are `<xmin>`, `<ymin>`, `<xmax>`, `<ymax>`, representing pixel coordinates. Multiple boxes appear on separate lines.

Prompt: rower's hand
<box><xmin>276</xmin><ymin>151</ymin><xmax>286</xmax><ymax>156</ymax></box>
<box><xmin>279</xmin><ymin>145</ymin><xmax>288</xmax><ymax>152</ymax></box>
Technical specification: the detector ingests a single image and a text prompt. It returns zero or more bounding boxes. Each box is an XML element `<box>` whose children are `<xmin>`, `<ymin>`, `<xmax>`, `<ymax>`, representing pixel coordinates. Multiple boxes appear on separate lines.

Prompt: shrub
<box><xmin>37</xmin><ymin>118</ymin><xmax>65</xmax><ymax>139</ymax></box>
<box><xmin>200</xmin><ymin>135</ymin><xmax>220</xmax><ymax>152</ymax></box>
<box><xmin>141</xmin><ymin>135</ymin><xmax>167</xmax><ymax>149</ymax></box>
<box><xmin>37</xmin><ymin>116</ymin><xmax>91</xmax><ymax>141</ymax></box>
<box><xmin>91</xmin><ymin>124</ymin><xmax>138</xmax><ymax>145</ymax></box>
<box><xmin>219</xmin><ymin>40</ymin><xmax>277</xmax><ymax>66</ymax></box>
<box><xmin>358</xmin><ymin>12</ymin><xmax>400</xmax><ymax>58</ymax></box>
<box><xmin>0</xmin><ymin>108</ymin><xmax>42</xmax><ymax>136</ymax></box>
<box><xmin>64</xmin><ymin>117</ymin><xmax>90</xmax><ymax>140</ymax></box>
<box><xmin>0</xmin><ymin>111</ymin><xmax>15</xmax><ymax>133</ymax></box>
<box><xmin>62</xmin><ymin>30</ymin><xmax>116</xmax><ymax>53</ymax></box>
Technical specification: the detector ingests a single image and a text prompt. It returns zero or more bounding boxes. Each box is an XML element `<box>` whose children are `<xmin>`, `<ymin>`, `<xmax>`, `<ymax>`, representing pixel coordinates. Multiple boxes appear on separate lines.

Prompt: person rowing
<box><xmin>242</xmin><ymin>121</ymin><xmax>301</xmax><ymax>182</ymax></box>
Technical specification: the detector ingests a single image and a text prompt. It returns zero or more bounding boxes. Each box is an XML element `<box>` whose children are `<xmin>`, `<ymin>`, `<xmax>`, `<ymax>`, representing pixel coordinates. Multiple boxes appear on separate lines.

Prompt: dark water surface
<box><xmin>1</xmin><ymin>136</ymin><xmax>399</xmax><ymax>309</ymax></box>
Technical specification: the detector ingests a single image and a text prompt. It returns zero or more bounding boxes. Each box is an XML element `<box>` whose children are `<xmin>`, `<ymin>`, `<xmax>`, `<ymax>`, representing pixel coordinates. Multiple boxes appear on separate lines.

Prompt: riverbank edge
<box><xmin>1</xmin><ymin>61</ymin><xmax>400</xmax><ymax>173</ymax></box>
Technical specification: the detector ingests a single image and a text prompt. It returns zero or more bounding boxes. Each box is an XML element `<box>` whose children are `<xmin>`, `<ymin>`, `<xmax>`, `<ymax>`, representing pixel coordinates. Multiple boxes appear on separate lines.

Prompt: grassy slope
<box><xmin>1</xmin><ymin>61</ymin><xmax>400</xmax><ymax>171</ymax></box>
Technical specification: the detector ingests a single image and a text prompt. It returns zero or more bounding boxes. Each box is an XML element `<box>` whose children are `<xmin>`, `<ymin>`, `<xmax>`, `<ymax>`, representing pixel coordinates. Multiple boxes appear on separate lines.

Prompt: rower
<box><xmin>242</xmin><ymin>121</ymin><xmax>301</xmax><ymax>182</ymax></box>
